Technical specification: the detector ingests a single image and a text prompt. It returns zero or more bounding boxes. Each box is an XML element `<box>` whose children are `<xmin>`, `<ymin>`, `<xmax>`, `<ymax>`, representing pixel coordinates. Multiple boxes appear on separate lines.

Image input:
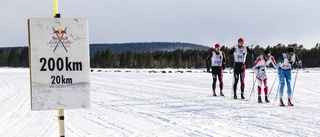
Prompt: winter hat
<box><xmin>238</xmin><ymin>38</ymin><xmax>244</xmax><ymax>43</ymax></box>
<box><xmin>215</xmin><ymin>43</ymin><xmax>220</xmax><ymax>48</ymax></box>
<box><xmin>287</xmin><ymin>47</ymin><xmax>295</xmax><ymax>53</ymax></box>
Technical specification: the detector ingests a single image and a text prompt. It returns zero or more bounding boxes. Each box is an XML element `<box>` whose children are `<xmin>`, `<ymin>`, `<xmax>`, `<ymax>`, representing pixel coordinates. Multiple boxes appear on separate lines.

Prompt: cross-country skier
<box><xmin>277</xmin><ymin>47</ymin><xmax>301</xmax><ymax>106</ymax></box>
<box><xmin>206</xmin><ymin>43</ymin><xmax>226</xmax><ymax>96</ymax></box>
<box><xmin>252</xmin><ymin>50</ymin><xmax>277</xmax><ymax>103</ymax></box>
<box><xmin>230</xmin><ymin>38</ymin><xmax>254</xmax><ymax>99</ymax></box>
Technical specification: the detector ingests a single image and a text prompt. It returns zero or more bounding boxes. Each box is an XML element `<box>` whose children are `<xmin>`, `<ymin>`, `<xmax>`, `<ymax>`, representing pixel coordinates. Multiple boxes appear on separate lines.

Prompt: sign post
<box><xmin>58</xmin><ymin>109</ymin><xmax>65</xmax><ymax>137</ymax></box>
<box><xmin>54</xmin><ymin>1</ymin><xmax>64</xmax><ymax>136</ymax></box>
<box><xmin>28</xmin><ymin>1</ymin><xmax>90</xmax><ymax>136</ymax></box>
<box><xmin>54</xmin><ymin>0</ymin><xmax>59</xmax><ymax>16</ymax></box>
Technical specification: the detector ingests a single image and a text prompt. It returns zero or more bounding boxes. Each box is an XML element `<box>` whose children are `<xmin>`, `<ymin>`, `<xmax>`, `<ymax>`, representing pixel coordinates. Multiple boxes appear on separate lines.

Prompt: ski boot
<box><xmin>241</xmin><ymin>93</ymin><xmax>245</xmax><ymax>100</ymax></box>
<box><xmin>212</xmin><ymin>91</ymin><xmax>217</xmax><ymax>96</ymax></box>
<box><xmin>234</xmin><ymin>95</ymin><xmax>238</xmax><ymax>99</ymax></box>
<box><xmin>265</xmin><ymin>96</ymin><xmax>270</xmax><ymax>103</ymax></box>
<box><xmin>258</xmin><ymin>96</ymin><xmax>262</xmax><ymax>103</ymax></box>
<box><xmin>220</xmin><ymin>91</ymin><xmax>224</xmax><ymax>96</ymax></box>
<box><xmin>279</xmin><ymin>98</ymin><xmax>285</xmax><ymax>107</ymax></box>
<box><xmin>288</xmin><ymin>98</ymin><xmax>294</xmax><ymax>106</ymax></box>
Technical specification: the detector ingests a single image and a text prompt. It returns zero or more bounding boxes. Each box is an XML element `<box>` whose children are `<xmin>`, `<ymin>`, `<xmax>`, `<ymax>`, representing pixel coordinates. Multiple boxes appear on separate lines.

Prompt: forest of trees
<box><xmin>90</xmin><ymin>43</ymin><xmax>320</xmax><ymax>68</ymax></box>
<box><xmin>1</xmin><ymin>43</ymin><xmax>320</xmax><ymax>68</ymax></box>
<box><xmin>0</xmin><ymin>48</ymin><xmax>29</xmax><ymax>67</ymax></box>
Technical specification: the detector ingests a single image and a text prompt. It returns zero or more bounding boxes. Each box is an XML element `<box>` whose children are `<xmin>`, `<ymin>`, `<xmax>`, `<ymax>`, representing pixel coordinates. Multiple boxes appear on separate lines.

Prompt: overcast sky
<box><xmin>0</xmin><ymin>0</ymin><xmax>319</xmax><ymax>48</ymax></box>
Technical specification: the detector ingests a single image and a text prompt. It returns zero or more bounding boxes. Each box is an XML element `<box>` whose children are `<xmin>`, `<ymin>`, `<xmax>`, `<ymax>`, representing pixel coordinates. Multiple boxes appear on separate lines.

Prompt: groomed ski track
<box><xmin>0</xmin><ymin>68</ymin><xmax>319</xmax><ymax>137</ymax></box>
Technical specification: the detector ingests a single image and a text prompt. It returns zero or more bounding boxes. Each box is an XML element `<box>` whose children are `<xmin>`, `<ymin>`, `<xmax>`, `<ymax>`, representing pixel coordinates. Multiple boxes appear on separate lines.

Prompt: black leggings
<box><xmin>211</xmin><ymin>66</ymin><xmax>223</xmax><ymax>91</ymax></box>
<box><xmin>233</xmin><ymin>64</ymin><xmax>246</xmax><ymax>95</ymax></box>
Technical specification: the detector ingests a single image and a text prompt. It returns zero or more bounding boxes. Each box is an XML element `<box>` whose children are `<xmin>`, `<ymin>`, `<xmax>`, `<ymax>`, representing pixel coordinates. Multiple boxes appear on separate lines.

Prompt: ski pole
<box><xmin>230</xmin><ymin>63</ymin><xmax>235</xmax><ymax>99</ymax></box>
<box><xmin>251</xmin><ymin>45</ymin><xmax>255</xmax><ymax>81</ymax></box>
<box><xmin>273</xmin><ymin>81</ymin><xmax>280</xmax><ymax>105</ymax></box>
<box><xmin>268</xmin><ymin>74</ymin><xmax>278</xmax><ymax>98</ymax></box>
<box><xmin>252</xmin><ymin>71</ymin><xmax>255</xmax><ymax>98</ymax></box>
<box><xmin>247</xmin><ymin>76</ymin><xmax>257</xmax><ymax>102</ymax></box>
<box><xmin>252</xmin><ymin>72</ymin><xmax>257</xmax><ymax>98</ymax></box>
<box><xmin>291</xmin><ymin>68</ymin><xmax>299</xmax><ymax>99</ymax></box>
<box><xmin>231</xmin><ymin>73</ymin><xmax>234</xmax><ymax>99</ymax></box>
<box><xmin>248</xmin><ymin>68</ymin><xmax>258</xmax><ymax>101</ymax></box>
<box><xmin>251</xmin><ymin>45</ymin><xmax>255</xmax><ymax>99</ymax></box>
<box><xmin>229</xmin><ymin>67</ymin><xmax>234</xmax><ymax>74</ymax></box>
<box><xmin>273</xmin><ymin>69</ymin><xmax>282</xmax><ymax>105</ymax></box>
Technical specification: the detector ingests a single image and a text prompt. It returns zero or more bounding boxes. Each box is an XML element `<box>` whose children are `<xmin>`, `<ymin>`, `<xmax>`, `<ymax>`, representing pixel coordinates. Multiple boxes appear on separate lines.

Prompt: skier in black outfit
<box><xmin>230</xmin><ymin>38</ymin><xmax>254</xmax><ymax>99</ymax></box>
<box><xmin>206</xmin><ymin>43</ymin><xmax>226</xmax><ymax>96</ymax></box>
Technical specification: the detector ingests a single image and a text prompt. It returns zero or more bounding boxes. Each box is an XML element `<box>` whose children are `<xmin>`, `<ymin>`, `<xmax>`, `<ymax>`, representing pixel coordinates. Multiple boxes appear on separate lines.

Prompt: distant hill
<box><xmin>0</xmin><ymin>42</ymin><xmax>210</xmax><ymax>57</ymax></box>
<box><xmin>0</xmin><ymin>46</ymin><xmax>26</xmax><ymax>52</ymax></box>
<box><xmin>89</xmin><ymin>42</ymin><xmax>210</xmax><ymax>55</ymax></box>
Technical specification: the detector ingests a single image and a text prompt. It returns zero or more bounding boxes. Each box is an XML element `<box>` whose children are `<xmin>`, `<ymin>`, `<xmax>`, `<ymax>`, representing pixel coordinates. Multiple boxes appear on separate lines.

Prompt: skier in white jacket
<box><xmin>252</xmin><ymin>50</ymin><xmax>277</xmax><ymax>103</ymax></box>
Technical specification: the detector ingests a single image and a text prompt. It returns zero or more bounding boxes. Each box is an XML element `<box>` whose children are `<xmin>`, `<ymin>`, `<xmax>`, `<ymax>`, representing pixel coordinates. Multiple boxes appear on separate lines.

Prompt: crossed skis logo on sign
<box><xmin>52</xmin><ymin>27</ymin><xmax>68</xmax><ymax>52</ymax></box>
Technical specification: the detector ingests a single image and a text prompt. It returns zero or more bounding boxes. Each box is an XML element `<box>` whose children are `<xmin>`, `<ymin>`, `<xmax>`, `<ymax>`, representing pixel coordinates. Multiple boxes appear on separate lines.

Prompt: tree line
<box><xmin>90</xmin><ymin>43</ymin><xmax>320</xmax><ymax>68</ymax></box>
<box><xmin>0</xmin><ymin>48</ymin><xmax>29</xmax><ymax>67</ymax></box>
<box><xmin>1</xmin><ymin>43</ymin><xmax>320</xmax><ymax>68</ymax></box>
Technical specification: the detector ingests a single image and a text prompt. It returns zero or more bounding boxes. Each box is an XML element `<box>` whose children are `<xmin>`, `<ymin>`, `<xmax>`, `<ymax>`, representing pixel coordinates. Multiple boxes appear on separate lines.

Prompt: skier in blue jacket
<box><xmin>277</xmin><ymin>47</ymin><xmax>301</xmax><ymax>106</ymax></box>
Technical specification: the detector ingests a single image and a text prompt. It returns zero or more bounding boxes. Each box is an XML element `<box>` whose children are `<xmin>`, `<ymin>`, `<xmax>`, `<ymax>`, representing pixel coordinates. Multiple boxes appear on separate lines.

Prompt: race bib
<box><xmin>282</xmin><ymin>64</ymin><xmax>291</xmax><ymax>70</ymax></box>
<box><xmin>213</xmin><ymin>60</ymin><xmax>221</xmax><ymax>66</ymax></box>
<box><xmin>236</xmin><ymin>55</ymin><xmax>245</xmax><ymax>62</ymax></box>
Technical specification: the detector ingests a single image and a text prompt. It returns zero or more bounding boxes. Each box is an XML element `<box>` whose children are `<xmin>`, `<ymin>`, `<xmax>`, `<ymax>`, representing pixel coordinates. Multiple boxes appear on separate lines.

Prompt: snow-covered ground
<box><xmin>0</xmin><ymin>68</ymin><xmax>319</xmax><ymax>137</ymax></box>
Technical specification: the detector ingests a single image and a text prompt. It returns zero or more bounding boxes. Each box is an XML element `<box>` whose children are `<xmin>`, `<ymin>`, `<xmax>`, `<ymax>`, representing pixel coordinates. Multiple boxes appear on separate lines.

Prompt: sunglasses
<box><xmin>288</xmin><ymin>53</ymin><xmax>294</xmax><ymax>55</ymax></box>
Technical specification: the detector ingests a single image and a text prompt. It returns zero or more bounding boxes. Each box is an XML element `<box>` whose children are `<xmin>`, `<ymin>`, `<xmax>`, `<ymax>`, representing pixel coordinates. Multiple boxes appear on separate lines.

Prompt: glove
<box><xmin>277</xmin><ymin>61</ymin><xmax>283</xmax><ymax>68</ymax></box>
<box><xmin>207</xmin><ymin>68</ymin><xmax>210</xmax><ymax>73</ymax></box>
<box><xmin>289</xmin><ymin>61</ymin><xmax>293</xmax><ymax>64</ymax></box>
<box><xmin>256</xmin><ymin>66</ymin><xmax>261</xmax><ymax>70</ymax></box>
<box><xmin>297</xmin><ymin>64</ymin><xmax>301</xmax><ymax>69</ymax></box>
<box><xmin>222</xmin><ymin>63</ymin><xmax>226</xmax><ymax>70</ymax></box>
<box><xmin>298</xmin><ymin>60</ymin><xmax>302</xmax><ymax>69</ymax></box>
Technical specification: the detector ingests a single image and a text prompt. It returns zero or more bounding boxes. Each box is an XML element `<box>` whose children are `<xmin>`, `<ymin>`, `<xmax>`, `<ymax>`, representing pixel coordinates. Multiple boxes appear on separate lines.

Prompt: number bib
<box><xmin>281</xmin><ymin>53</ymin><xmax>296</xmax><ymax>70</ymax></box>
<box><xmin>210</xmin><ymin>51</ymin><xmax>223</xmax><ymax>66</ymax></box>
<box><xmin>233</xmin><ymin>46</ymin><xmax>248</xmax><ymax>63</ymax></box>
<box><xmin>213</xmin><ymin>60</ymin><xmax>221</xmax><ymax>66</ymax></box>
<box><xmin>236</xmin><ymin>54</ymin><xmax>245</xmax><ymax>62</ymax></box>
<box><xmin>282</xmin><ymin>64</ymin><xmax>292</xmax><ymax>70</ymax></box>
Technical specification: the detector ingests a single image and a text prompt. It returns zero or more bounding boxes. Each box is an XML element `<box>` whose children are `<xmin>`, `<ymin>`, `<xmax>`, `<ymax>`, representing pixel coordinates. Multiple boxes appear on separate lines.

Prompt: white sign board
<box><xmin>28</xmin><ymin>18</ymin><xmax>90</xmax><ymax>110</ymax></box>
